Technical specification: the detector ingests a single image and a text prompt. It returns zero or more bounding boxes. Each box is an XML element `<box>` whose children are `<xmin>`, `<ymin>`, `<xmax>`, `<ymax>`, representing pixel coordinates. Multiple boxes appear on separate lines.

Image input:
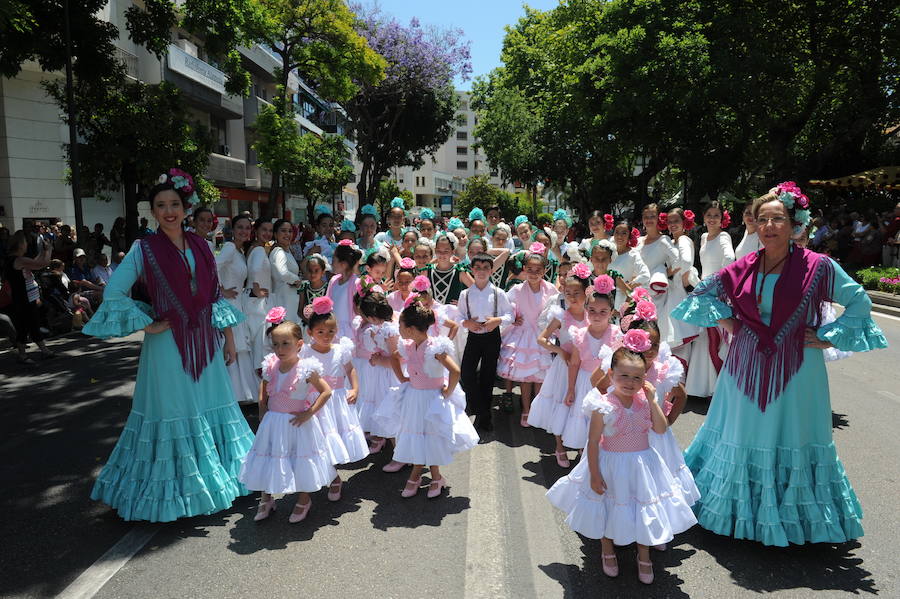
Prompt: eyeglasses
<box><xmin>755</xmin><ymin>216</ymin><xmax>789</xmax><ymax>226</ymax></box>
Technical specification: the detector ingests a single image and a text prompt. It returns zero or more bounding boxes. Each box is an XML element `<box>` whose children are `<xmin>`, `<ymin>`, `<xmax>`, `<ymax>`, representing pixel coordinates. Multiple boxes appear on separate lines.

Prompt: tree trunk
<box><xmin>123</xmin><ymin>163</ymin><xmax>139</xmax><ymax>245</ymax></box>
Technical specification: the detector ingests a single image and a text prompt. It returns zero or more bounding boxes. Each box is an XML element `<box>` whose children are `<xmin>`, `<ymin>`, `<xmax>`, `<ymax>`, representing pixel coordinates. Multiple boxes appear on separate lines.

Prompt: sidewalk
<box><xmin>869</xmin><ymin>290</ymin><xmax>900</xmax><ymax>317</ymax></box>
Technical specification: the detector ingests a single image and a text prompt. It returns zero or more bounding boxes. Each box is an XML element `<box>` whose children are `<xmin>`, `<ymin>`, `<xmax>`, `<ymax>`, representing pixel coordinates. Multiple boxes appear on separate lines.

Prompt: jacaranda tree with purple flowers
<box><xmin>346</xmin><ymin>6</ymin><xmax>472</xmax><ymax>208</ymax></box>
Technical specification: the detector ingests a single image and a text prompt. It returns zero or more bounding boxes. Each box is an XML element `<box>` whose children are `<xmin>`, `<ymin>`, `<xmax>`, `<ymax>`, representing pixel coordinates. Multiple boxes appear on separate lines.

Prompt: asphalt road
<box><xmin>1</xmin><ymin>312</ymin><xmax>898</xmax><ymax>599</ymax></box>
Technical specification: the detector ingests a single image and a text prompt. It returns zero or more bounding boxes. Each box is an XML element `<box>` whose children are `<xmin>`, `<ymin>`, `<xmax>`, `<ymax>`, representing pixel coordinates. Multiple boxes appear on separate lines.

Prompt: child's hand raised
<box><xmin>642</xmin><ymin>380</ymin><xmax>657</xmax><ymax>400</ymax></box>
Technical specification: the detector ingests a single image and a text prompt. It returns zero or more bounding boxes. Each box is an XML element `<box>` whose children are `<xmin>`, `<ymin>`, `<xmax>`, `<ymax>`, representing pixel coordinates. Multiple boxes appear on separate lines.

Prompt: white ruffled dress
<box><xmin>527</xmin><ymin>304</ymin><xmax>587</xmax><ymax>434</ymax></box>
<box><xmin>386</xmin><ymin>337</ymin><xmax>479</xmax><ymax>466</ymax></box>
<box><xmin>355</xmin><ymin>320</ymin><xmax>401</xmax><ymax>437</ymax></box>
<box><xmin>497</xmin><ymin>280</ymin><xmax>558</xmax><ymax>383</ymax></box>
<box><xmin>301</xmin><ymin>338</ymin><xmax>370</xmax><ymax>465</ymax></box>
<box><xmin>561</xmin><ymin>325</ymin><xmax>623</xmax><ymax>450</ymax></box>
<box><xmin>546</xmin><ymin>390</ymin><xmax>697</xmax><ymax>545</ymax></box>
<box><xmin>239</xmin><ymin>355</ymin><xmax>336</xmax><ymax>494</ymax></box>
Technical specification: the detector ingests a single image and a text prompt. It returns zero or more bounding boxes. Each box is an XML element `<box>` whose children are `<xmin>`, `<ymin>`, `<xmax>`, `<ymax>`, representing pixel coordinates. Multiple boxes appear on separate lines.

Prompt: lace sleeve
<box><xmin>297</xmin><ymin>357</ymin><xmax>325</xmax><ymax>380</ymax></box>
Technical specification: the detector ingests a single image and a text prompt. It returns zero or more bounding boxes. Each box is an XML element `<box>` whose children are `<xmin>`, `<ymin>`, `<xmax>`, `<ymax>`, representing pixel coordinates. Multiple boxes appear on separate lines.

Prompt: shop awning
<box><xmin>808</xmin><ymin>166</ymin><xmax>900</xmax><ymax>191</ymax></box>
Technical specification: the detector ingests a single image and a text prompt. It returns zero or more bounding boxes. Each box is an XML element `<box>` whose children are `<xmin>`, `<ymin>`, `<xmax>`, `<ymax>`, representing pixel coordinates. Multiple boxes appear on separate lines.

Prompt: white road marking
<box><xmin>872</xmin><ymin>310</ymin><xmax>900</xmax><ymax>324</ymax></box>
<box><xmin>56</xmin><ymin>524</ymin><xmax>159</xmax><ymax>599</ymax></box>
<box><xmin>464</xmin><ymin>440</ymin><xmax>511</xmax><ymax>599</ymax></box>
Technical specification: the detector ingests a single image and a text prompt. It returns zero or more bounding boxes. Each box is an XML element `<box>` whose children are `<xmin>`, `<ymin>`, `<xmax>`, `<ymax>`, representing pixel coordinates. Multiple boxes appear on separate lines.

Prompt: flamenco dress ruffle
<box><xmin>391</xmin><ymin>386</ymin><xmax>478</xmax><ymax>466</ymax></box>
<box><xmin>526</xmin><ymin>354</ymin><xmax>570</xmax><ymax>434</ymax></box>
<box><xmin>84</xmin><ymin>291</ymin><xmax>254</xmax><ymax>522</ymax></box>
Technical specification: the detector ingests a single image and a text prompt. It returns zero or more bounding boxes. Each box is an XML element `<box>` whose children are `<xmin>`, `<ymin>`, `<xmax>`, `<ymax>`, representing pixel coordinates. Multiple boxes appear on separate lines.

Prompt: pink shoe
<box><xmin>327</xmin><ymin>479</ymin><xmax>343</xmax><ymax>502</ymax></box>
<box><xmin>253</xmin><ymin>498</ymin><xmax>276</xmax><ymax>522</ymax></box>
<box><xmin>520</xmin><ymin>413</ymin><xmax>530</xmax><ymax>427</ymax></box>
<box><xmin>601</xmin><ymin>553</ymin><xmax>618</xmax><ymax>577</ymax></box>
<box><xmin>288</xmin><ymin>499</ymin><xmax>311</xmax><ymax>523</ymax></box>
<box><xmin>554</xmin><ymin>451</ymin><xmax>570</xmax><ymax>468</ymax></box>
<box><xmin>382</xmin><ymin>460</ymin><xmax>406</xmax><ymax>473</ymax></box>
<box><xmin>401</xmin><ymin>477</ymin><xmax>422</xmax><ymax>498</ymax></box>
<box><xmin>368</xmin><ymin>438</ymin><xmax>387</xmax><ymax>454</ymax></box>
<box><xmin>637</xmin><ymin>557</ymin><xmax>654</xmax><ymax>584</ymax></box>
<box><xmin>427</xmin><ymin>477</ymin><xmax>448</xmax><ymax>499</ymax></box>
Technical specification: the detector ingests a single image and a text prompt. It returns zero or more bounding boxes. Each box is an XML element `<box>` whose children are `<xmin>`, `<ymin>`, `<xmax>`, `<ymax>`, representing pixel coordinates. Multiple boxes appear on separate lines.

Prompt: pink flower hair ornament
<box><xmin>634</xmin><ymin>300</ymin><xmax>657</xmax><ymax>321</ymax></box>
<box><xmin>657</xmin><ymin>212</ymin><xmax>668</xmax><ymax>232</ymax></box>
<box><xmin>571</xmin><ymin>262</ymin><xmax>592</xmax><ymax>280</ymax></box>
<box><xmin>721</xmin><ymin>210</ymin><xmax>731</xmax><ymax>229</ymax></box>
<box><xmin>593</xmin><ymin>274</ymin><xmax>615</xmax><ymax>294</ymax></box>
<box><xmin>623</xmin><ymin>328</ymin><xmax>652</xmax><ymax>353</ymax></box>
<box><xmin>399</xmin><ymin>257</ymin><xmax>416</xmax><ymax>270</ymax></box>
<box><xmin>631</xmin><ymin>287</ymin><xmax>651</xmax><ymax>302</ymax></box>
<box><xmin>311</xmin><ymin>296</ymin><xmax>334</xmax><ymax>315</ymax></box>
<box><xmin>628</xmin><ymin>227</ymin><xmax>640</xmax><ymax>248</ymax></box>
<box><xmin>683</xmin><ymin>209</ymin><xmax>696</xmax><ymax>231</ymax></box>
<box><xmin>266</xmin><ymin>306</ymin><xmax>287</xmax><ymax>324</ymax></box>
<box><xmin>403</xmin><ymin>292</ymin><xmax>421</xmax><ymax>309</ymax></box>
<box><xmin>302</xmin><ymin>304</ymin><xmax>315</xmax><ymax>320</ymax></box>
<box><xmin>603</xmin><ymin>213</ymin><xmax>615</xmax><ymax>231</ymax></box>
<box><xmin>412</xmin><ymin>275</ymin><xmax>431</xmax><ymax>292</ymax></box>
<box><xmin>529</xmin><ymin>241</ymin><xmax>546</xmax><ymax>255</ymax></box>
<box><xmin>338</xmin><ymin>239</ymin><xmax>355</xmax><ymax>247</ymax></box>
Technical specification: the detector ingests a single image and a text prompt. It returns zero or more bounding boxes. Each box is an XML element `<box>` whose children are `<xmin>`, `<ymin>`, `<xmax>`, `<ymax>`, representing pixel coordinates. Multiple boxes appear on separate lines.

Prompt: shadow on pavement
<box><xmin>682</xmin><ymin>396</ymin><xmax>710</xmax><ymax>416</ymax></box>
<box><xmin>832</xmin><ymin>411</ymin><xmax>850</xmax><ymax>429</ymax></box>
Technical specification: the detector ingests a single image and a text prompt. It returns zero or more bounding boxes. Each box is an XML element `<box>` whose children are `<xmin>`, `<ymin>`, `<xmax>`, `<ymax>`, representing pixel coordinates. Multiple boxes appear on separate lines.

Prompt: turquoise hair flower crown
<box><xmin>390</xmin><ymin>197</ymin><xmax>406</xmax><ymax>210</ymax></box>
<box><xmin>447</xmin><ymin>217</ymin><xmax>464</xmax><ymax>231</ymax></box>
<box><xmin>419</xmin><ymin>208</ymin><xmax>435</xmax><ymax>221</ymax></box>
<box><xmin>514</xmin><ymin>215</ymin><xmax>529</xmax><ymax>228</ymax></box>
<box><xmin>360</xmin><ymin>204</ymin><xmax>377</xmax><ymax>217</ymax></box>
<box><xmin>159</xmin><ymin>168</ymin><xmax>200</xmax><ymax>206</ymax></box>
<box><xmin>314</xmin><ymin>204</ymin><xmax>332</xmax><ymax>217</ymax></box>
<box><xmin>468</xmin><ymin>207</ymin><xmax>485</xmax><ymax>223</ymax></box>
<box><xmin>341</xmin><ymin>219</ymin><xmax>356</xmax><ymax>232</ymax></box>
<box><xmin>553</xmin><ymin>209</ymin><xmax>572</xmax><ymax>227</ymax></box>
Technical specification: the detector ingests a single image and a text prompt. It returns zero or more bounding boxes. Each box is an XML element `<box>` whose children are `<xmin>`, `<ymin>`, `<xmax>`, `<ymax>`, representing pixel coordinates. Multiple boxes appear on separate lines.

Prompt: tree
<box><xmin>288</xmin><ymin>134</ymin><xmax>354</xmax><ymax>224</ymax></box>
<box><xmin>347</xmin><ymin>8</ymin><xmax>472</xmax><ymax>206</ymax></box>
<box><xmin>44</xmin><ymin>76</ymin><xmax>215</xmax><ymax>243</ymax></box>
<box><xmin>373</xmin><ymin>180</ymin><xmax>414</xmax><ymax>217</ymax></box>
<box><xmin>250</xmin><ymin>0</ymin><xmax>386</xmax><ymax>217</ymax></box>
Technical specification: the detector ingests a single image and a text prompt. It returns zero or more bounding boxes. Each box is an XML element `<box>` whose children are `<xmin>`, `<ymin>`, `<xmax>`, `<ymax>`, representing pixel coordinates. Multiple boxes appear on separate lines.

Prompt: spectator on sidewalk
<box><xmin>92</xmin><ymin>253</ymin><xmax>114</xmax><ymax>286</ymax></box>
<box><xmin>4</xmin><ymin>230</ymin><xmax>55</xmax><ymax>364</ymax></box>
<box><xmin>67</xmin><ymin>249</ymin><xmax>104</xmax><ymax>307</ymax></box>
<box><xmin>110</xmin><ymin>217</ymin><xmax>128</xmax><ymax>257</ymax></box>
<box><xmin>137</xmin><ymin>217</ymin><xmax>153</xmax><ymax>238</ymax></box>
<box><xmin>880</xmin><ymin>202</ymin><xmax>900</xmax><ymax>267</ymax></box>
<box><xmin>47</xmin><ymin>258</ymin><xmax>94</xmax><ymax>320</ymax></box>
<box><xmin>53</xmin><ymin>224</ymin><xmax>77</xmax><ymax>264</ymax></box>
<box><xmin>89</xmin><ymin>223</ymin><xmax>111</xmax><ymax>264</ymax></box>
<box><xmin>111</xmin><ymin>251</ymin><xmax>125</xmax><ymax>272</ymax></box>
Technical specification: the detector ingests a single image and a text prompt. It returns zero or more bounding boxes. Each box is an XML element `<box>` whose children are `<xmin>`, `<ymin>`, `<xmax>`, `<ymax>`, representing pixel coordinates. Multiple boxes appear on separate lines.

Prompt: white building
<box><xmin>382</xmin><ymin>91</ymin><xmax>519</xmax><ymax>215</ymax></box>
<box><xmin>0</xmin><ymin>0</ymin><xmax>351</xmax><ymax>233</ymax></box>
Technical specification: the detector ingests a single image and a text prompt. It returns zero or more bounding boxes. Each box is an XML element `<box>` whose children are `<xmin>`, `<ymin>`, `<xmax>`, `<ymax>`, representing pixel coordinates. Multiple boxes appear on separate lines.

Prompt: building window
<box><xmin>456</xmin><ymin>114</ymin><xmax>467</xmax><ymax>127</ymax></box>
<box><xmin>211</xmin><ymin>115</ymin><xmax>228</xmax><ymax>155</ymax></box>
<box><xmin>490</xmin><ymin>169</ymin><xmax>499</xmax><ymax>177</ymax></box>
<box><xmin>456</xmin><ymin>131</ymin><xmax>467</xmax><ymax>140</ymax></box>
<box><xmin>474</xmin><ymin>161</ymin><xmax>480</xmax><ymax>170</ymax></box>
<box><xmin>456</xmin><ymin>146</ymin><xmax>467</xmax><ymax>156</ymax></box>
<box><xmin>456</xmin><ymin>161</ymin><xmax>468</xmax><ymax>170</ymax></box>
<box><xmin>398</xmin><ymin>175</ymin><xmax>404</xmax><ymax>184</ymax></box>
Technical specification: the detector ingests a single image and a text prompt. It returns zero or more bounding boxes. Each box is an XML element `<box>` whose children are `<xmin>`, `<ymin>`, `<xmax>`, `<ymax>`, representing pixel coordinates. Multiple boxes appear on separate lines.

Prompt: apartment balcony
<box><xmin>114</xmin><ymin>46</ymin><xmax>139</xmax><ymax>80</ymax></box>
<box><xmin>205</xmin><ymin>153</ymin><xmax>246</xmax><ymax>186</ymax></box>
<box><xmin>165</xmin><ymin>43</ymin><xmax>242</xmax><ymax>119</ymax></box>
<box><xmin>243</xmin><ymin>96</ymin><xmax>273</xmax><ymax>126</ymax></box>
<box><xmin>245</xmin><ymin>163</ymin><xmax>273</xmax><ymax>190</ymax></box>
<box><xmin>295</xmin><ymin>113</ymin><xmax>324</xmax><ymax>136</ymax></box>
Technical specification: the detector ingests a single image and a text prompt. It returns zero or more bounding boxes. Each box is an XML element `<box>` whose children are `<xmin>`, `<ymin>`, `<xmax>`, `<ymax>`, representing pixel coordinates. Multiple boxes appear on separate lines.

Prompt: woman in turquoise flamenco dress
<box><xmin>83</xmin><ymin>170</ymin><xmax>253</xmax><ymax>522</ymax></box>
<box><xmin>672</xmin><ymin>183</ymin><xmax>887</xmax><ymax>547</ymax></box>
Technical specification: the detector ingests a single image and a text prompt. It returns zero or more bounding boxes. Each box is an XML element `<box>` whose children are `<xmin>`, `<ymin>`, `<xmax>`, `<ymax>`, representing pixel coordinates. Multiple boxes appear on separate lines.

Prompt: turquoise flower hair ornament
<box><xmin>314</xmin><ymin>204</ymin><xmax>333</xmax><ymax>217</ymax></box>
<box><xmin>553</xmin><ymin>209</ymin><xmax>572</xmax><ymax>227</ymax></box>
<box><xmin>514</xmin><ymin>215</ymin><xmax>529</xmax><ymax>228</ymax></box>
<box><xmin>390</xmin><ymin>197</ymin><xmax>406</xmax><ymax>211</ymax></box>
<box><xmin>447</xmin><ymin>217</ymin><xmax>464</xmax><ymax>231</ymax></box>
<box><xmin>419</xmin><ymin>208</ymin><xmax>435</xmax><ymax>221</ymax></box>
<box><xmin>160</xmin><ymin>168</ymin><xmax>199</xmax><ymax>206</ymax></box>
<box><xmin>360</xmin><ymin>204</ymin><xmax>378</xmax><ymax>217</ymax></box>
<box><xmin>468</xmin><ymin>207</ymin><xmax>485</xmax><ymax>223</ymax></box>
<box><xmin>512</xmin><ymin>249</ymin><xmax>528</xmax><ymax>270</ymax></box>
<box><xmin>341</xmin><ymin>219</ymin><xmax>356</xmax><ymax>232</ymax></box>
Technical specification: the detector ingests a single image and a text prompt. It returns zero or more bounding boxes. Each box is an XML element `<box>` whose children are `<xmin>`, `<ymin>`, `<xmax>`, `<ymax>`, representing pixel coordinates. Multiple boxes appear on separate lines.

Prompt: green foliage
<box><xmin>287</xmin><ymin>134</ymin><xmax>354</xmax><ymax>223</ymax></box>
<box><xmin>855</xmin><ymin>266</ymin><xmax>900</xmax><ymax>292</ymax></box>
<box><xmin>536</xmin><ymin>213</ymin><xmax>553</xmax><ymax>228</ymax></box>
<box><xmin>0</xmin><ymin>0</ymin><xmax>35</xmax><ymax>35</ymax></box>
<box><xmin>375</xmin><ymin>180</ymin><xmax>413</xmax><ymax>217</ymax></box>
<box><xmin>253</xmin><ymin>103</ymin><xmax>302</xmax><ymax>180</ymax></box>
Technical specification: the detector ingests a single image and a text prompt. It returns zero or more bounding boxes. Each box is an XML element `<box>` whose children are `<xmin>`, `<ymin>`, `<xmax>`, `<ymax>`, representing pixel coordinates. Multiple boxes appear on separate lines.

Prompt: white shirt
<box><xmin>700</xmin><ymin>231</ymin><xmax>736</xmax><ymax>278</ymax></box>
<box><xmin>735</xmin><ymin>231</ymin><xmax>760</xmax><ymax>261</ymax></box>
<box><xmin>458</xmin><ymin>283</ymin><xmax>514</xmax><ymax>330</ymax></box>
<box><xmin>92</xmin><ymin>265</ymin><xmax>113</xmax><ymax>285</ymax></box>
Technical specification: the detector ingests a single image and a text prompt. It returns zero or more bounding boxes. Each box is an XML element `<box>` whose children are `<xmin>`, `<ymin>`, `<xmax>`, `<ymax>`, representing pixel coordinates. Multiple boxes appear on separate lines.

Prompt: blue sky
<box><xmin>363</xmin><ymin>0</ymin><xmax>561</xmax><ymax>90</ymax></box>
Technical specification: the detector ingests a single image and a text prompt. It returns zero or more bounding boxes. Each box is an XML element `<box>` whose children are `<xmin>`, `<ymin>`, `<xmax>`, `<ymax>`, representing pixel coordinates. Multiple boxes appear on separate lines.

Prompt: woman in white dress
<box><xmin>662</xmin><ymin>208</ymin><xmax>700</xmax><ymax>351</ymax></box>
<box><xmin>579</xmin><ymin>210</ymin><xmax>614</xmax><ymax>254</ymax></box>
<box><xmin>609</xmin><ymin>221</ymin><xmax>651</xmax><ymax>313</ymax></box>
<box><xmin>685</xmin><ymin>201</ymin><xmax>735</xmax><ymax>398</ymax></box>
<box><xmin>244</xmin><ymin>219</ymin><xmax>274</xmax><ymax>374</ymax></box>
<box><xmin>637</xmin><ymin>204</ymin><xmax>679</xmax><ymax>342</ymax></box>
<box><xmin>734</xmin><ymin>203</ymin><xmax>761</xmax><ymax>260</ymax></box>
<box><xmin>216</xmin><ymin>214</ymin><xmax>256</xmax><ymax>404</ymax></box>
<box><xmin>269</xmin><ymin>219</ymin><xmax>302</xmax><ymax>319</ymax></box>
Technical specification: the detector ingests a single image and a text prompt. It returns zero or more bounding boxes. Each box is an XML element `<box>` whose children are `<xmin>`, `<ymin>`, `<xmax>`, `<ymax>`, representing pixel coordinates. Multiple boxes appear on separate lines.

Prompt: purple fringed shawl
<box><xmin>140</xmin><ymin>232</ymin><xmax>223</xmax><ymax>380</ymax></box>
<box><xmin>717</xmin><ymin>247</ymin><xmax>834</xmax><ymax>412</ymax></box>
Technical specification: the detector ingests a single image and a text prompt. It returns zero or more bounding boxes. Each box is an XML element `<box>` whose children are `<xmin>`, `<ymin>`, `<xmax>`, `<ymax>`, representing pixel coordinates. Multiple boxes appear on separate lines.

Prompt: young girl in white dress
<box><xmin>269</xmin><ymin>219</ymin><xmax>302</xmax><ymax>319</ymax></box>
<box><xmin>301</xmin><ymin>297</ymin><xmax>369</xmax><ymax>502</ymax></box>
<box><xmin>354</xmin><ymin>290</ymin><xmax>401</xmax><ymax>453</ymax></box>
<box><xmin>389</xmin><ymin>301</ymin><xmax>479</xmax><ymax>498</ymax></box>
<box><xmin>547</xmin><ymin>332</ymin><xmax>697</xmax><ymax>584</ymax></box>
<box><xmin>561</xmin><ymin>277</ymin><xmax>624</xmax><ymax>451</ymax></box>
<box><xmin>244</xmin><ymin>219</ymin><xmax>274</xmax><ymax>374</ymax></box>
<box><xmin>685</xmin><ymin>202</ymin><xmax>735</xmax><ymax>398</ymax></box>
<box><xmin>239</xmin><ymin>316</ymin><xmax>335</xmax><ymax>524</ymax></box>
<box><xmin>637</xmin><ymin>204</ymin><xmax>679</xmax><ymax>341</ymax></box>
<box><xmin>528</xmin><ymin>263</ymin><xmax>590</xmax><ymax>466</ymax></box>
<box><xmin>609</xmin><ymin>222</ymin><xmax>651</xmax><ymax>313</ymax></box>
<box><xmin>661</xmin><ymin>208</ymin><xmax>700</xmax><ymax>351</ymax></box>
<box><xmin>326</xmin><ymin>241</ymin><xmax>362</xmax><ymax>343</ymax></box>
<box><xmin>215</xmin><ymin>214</ymin><xmax>256</xmax><ymax>404</ymax></box>
<box><xmin>387</xmin><ymin>258</ymin><xmax>418</xmax><ymax>314</ymax></box>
